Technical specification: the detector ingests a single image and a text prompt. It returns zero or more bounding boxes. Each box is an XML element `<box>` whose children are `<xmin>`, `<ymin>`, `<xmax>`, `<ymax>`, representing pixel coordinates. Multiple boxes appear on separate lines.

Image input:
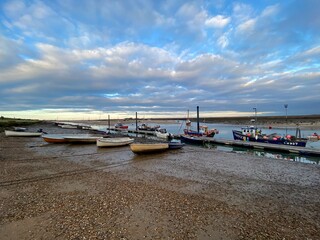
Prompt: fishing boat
<box><xmin>130</xmin><ymin>143</ymin><xmax>169</xmax><ymax>154</ymax></box>
<box><xmin>138</xmin><ymin>123</ymin><xmax>160</xmax><ymax>131</ymax></box>
<box><xmin>183</xmin><ymin>109</ymin><xmax>218</xmax><ymax>137</ymax></box>
<box><xmin>307</xmin><ymin>133</ymin><xmax>320</xmax><ymax>141</ymax></box>
<box><xmin>232</xmin><ymin>126</ymin><xmax>308</xmax><ymax>147</ymax></box>
<box><xmin>184</xmin><ymin>125</ymin><xmax>218</xmax><ymax>137</ymax></box>
<box><xmin>114</xmin><ymin>122</ymin><xmax>129</xmax><ymax>129</ymax></box>
<box><xmin>97</xmin><ymin>137</ymin><xmax>134</xmax><ymax>147</ymax></box>
<box><xmin>5</xmin><ymin>130</ymin><xmax>43</xmax><ymax>137</ymax></box>
<box><xmin>42</xmin><ymin>134</ymin><xmax>69</xmax><ymax>143</ymax></box>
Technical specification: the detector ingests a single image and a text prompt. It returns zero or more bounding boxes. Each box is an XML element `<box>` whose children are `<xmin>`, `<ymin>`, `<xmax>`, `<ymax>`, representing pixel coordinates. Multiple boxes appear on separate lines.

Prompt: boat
<box><xmin>184</xmin><ymin>125</ymin><xmax>218</xmax><ymax>137</ymax></box>
<box><xmin>180</xmin><ymin>135</ymin><xmax>209</xmax><ymax>145</ymax></box>
<box><xmin>307</xmin><ymin>133</ymin><xmax>320</xmax><ymax>141</ymax></box>
<box><xmin>97</xmin><ymin>137</ymin><xmax>134</xmax><ymax>147</ymax></box>
<box><xmin>63</xmin><ymin>135</ymin><xmax>103</xmax><ymax>143</ymax></box>
<box><xmin>42</xmin><ymin>134</ymin><xmax>69</xmax><ymax>143</ymax></box>
<box><xmin>168</xmin><ymin>141</ymin><xmax>185</xmax><ymax>149</ymax></box>
<box><xmin>58</xmin><ymin>124</ymin><xmax>78</xmax><ymax>129</ymax></box>
<box><xmin>5</xmin><ymin>130</ymin><xmax>43</xmax><ymax>137</ymax></box>
<box><xmin>183</xmin><ymin>109</ymin><xmax>218</xmax><ymax>137</ymax></box>
<box><xmin>232</xmin><ymin>126</ymin><xmax>308</xmax><ymax>147</ymax></box>
<box><xmin>155</xmin><ymin>128</ymin><xmax>170</xmax><ymax>139</ymax></box>
<box><xmin>138</xmin><ymin>123</ymin><xmax>160</xmax><ymax>131</ymax></box>
<box><xmin>13</xmin><ymin>127</ymin><xmax>27</xmax><ymax>132</ymax></box>
<box><xmin>114</xmin><ymin>122</ymin><xmax>129</xmax><ymax>129</ymax></box>
<box><xmin>130</xmin><ymin>143</ymin><xmax>169</xmax><ymax>154</ymax></box>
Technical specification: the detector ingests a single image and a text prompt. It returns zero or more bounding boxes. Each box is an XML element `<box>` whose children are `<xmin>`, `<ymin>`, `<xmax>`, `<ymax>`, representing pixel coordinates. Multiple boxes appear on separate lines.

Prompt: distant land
<box><xmin>152</xmin><ymin>115</ymin><xmax>320</xmax><ymax>126</ymax></box>
<box><xmin>2</xmin><ymin>115</ymin><xmax>320</xmax><ymax>131</ymax></box>
<box><xmin>97</xmin><ymin>114</ymin><xmax>320</xmax><ymax>130</ymax></box>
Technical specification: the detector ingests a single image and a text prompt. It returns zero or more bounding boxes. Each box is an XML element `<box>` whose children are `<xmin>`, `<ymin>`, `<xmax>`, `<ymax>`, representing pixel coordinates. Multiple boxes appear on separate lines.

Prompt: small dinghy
<box><xmin>130</xmin><ymin>143</ymin><xmax>169</xmax><ymax>154</ymax></box>
<box><xmin>64</xmin><ymin>135</ymin><xmax>103</xmax><ymax>143</ymax></box>
<box><xmin>5</xmin><ymin>130</ymin><xmax>43</xmax><ymax>137</ymax></box>
<box><xmin>168</xmin><ymin>141</ymin><xmax>185</xmax><ymax>149</ymax></box>
<box><xmin>97</xmin><ymin>137</ymin><xmax>134</xmax><ymax>147</ymax></box>
<box><xmin>42</xmin><ymin>134</ymin><xmax>69</xmax><ymax>143</ymax></box>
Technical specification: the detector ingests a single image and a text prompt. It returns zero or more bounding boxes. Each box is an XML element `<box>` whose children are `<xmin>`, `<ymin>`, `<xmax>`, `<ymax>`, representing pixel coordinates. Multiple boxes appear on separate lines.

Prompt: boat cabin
<box><xmin>241</xmin><ymin>126</ymin><xmax>260</xmax><ymax>138</ymax></box>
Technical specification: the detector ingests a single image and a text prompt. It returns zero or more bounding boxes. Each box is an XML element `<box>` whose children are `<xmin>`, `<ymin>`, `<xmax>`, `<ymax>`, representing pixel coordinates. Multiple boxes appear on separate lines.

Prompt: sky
<box><xmin>0</xmin><ymin>0</ymin><xmax>319</xmax><ymax>120</ymax></box>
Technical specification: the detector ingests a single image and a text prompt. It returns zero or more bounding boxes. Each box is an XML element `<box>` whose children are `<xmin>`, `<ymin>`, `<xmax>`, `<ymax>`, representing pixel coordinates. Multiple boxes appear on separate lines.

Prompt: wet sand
<box><xmin>1</xmin><ymin>122</ymin><xmax>320</xmax><ymax>239</ymax></box>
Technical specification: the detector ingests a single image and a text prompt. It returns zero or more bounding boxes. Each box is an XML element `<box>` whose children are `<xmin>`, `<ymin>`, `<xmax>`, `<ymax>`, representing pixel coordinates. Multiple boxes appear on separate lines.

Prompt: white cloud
<box><xmin>205</xmin><ymin>15</ymin><xmax>230</xmax><ymax>28</ymax></box>
<box><xmin>237</xmin><ymin>19</ymin><xmax>256</xmax><ymax>34</ymax></box>
<box><xmin>261</xmin><ymin>4</ymin><xmax>280</xmax><ymax>17</ymax></box>
<box><xmin>217</xmin><ymin>35</ymin><xmax>229</xmax><ymax>48</ymax></box>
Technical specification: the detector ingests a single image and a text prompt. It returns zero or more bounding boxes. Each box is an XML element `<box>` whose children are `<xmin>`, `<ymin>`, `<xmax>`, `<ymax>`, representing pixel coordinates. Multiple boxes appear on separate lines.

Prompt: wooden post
<box><xmin>108</xmin><ymin>115</ymin><xmax>110</xmax><ymax>133</ymax></box>
<box><xmin>136</xmin><ymin>112</ymin><xmax>138</xmax><ymax>131</ymax></box>
<box><xmin>197</xmin><ymin>106</ymin><xmax>200</xmax><ymax>133</ymax></box>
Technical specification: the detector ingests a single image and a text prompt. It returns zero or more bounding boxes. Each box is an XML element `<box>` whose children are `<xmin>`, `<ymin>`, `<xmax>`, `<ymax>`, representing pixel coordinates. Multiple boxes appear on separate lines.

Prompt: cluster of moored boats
<box><xmin>4</xmin><ymin>128</ymin><xmax>185</xmax><ymax>154</ymax></box>
<box><xmin>4</xmin><ymin>117</ymin><xmax>318</xmax><ymax>156</ymax></box>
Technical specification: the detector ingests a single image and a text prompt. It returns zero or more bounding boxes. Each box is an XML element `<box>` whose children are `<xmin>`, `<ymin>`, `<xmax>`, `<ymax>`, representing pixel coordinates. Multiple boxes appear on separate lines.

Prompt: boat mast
<box><xmin>186</xmin><ymin>109</ymin><xmax>191</xmax><ymax>131</ymax></box>
<box><xmin>197</xmin><ymin>106</ymin><xmax>200</xmax><ymax>133</ymax></box>
<box><xmin>253</xmin><ymin>107</ymin><xmax>257</xmax><ymax>129</ymax></box>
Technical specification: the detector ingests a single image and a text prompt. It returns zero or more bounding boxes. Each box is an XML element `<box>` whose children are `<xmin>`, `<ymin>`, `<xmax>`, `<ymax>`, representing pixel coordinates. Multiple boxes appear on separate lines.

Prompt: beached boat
<box><xmin>5</xmin><ymin>130</ymin><xmax>43</xmax><ymax>137</ymax></box>
<box><xmin>180</xmin><ymin>135</ymin><xmax>209</xmax><ymax>145</ymax></box>
<box><xmin>63</xmin><ymin>135</ymin><xmax>103</xmax><ymax>143</ymax></box>
<box><xmin>232</xmin><ymin>126</ymin><xmax>308</xmax><ymax>147</ymax></box>
<box><xmin>13</xmin><ymin>127</ymin><xmax>27</xmax><ymax>132</ymax></box>
<box><xmin>130</xmin><ymin>143</ymin><xmax>169</xmax><ymax>154</ymax></box>
<box><xmin>155</xmin><ymin>128</ymin><xmax>170</xmax><ymax>139</ymax></box>
<box><xmin>168</xmin><ymin>141</ymin><xmax>185</xmax><ymax>149</ymax></box>
<box><xmin>97</xmin><ymin>137</ymin><xmax>134</xmax><ymax>147</ymax></box>
<box><xmin>42</xmin><ymin>134</ymin><xmax>69</xmax><ymax>143</ymax></box>
<box><xmin>58</xmin><ymin>124</ymin><xmax>78</xmax><ymax>129</ymax></box>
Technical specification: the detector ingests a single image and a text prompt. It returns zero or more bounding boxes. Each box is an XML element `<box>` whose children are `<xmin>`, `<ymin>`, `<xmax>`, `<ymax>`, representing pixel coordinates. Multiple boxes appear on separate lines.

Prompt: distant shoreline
<box><xmin>66</xmin><ymin>115</ymin><xmax>320</xmax><ymax>130</ymax></box>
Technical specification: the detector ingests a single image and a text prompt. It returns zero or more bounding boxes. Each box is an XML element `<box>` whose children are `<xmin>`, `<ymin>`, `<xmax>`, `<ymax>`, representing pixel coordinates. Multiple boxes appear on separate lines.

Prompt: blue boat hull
<box><xmin>180</xmin><ymin>135</ymin><xmax>208</xmax><ymax>145</ymax></box>
<box><xmin>232</xmin><ymin>130</ymin><xmax>307</xmax><ymax>147</ymax></box>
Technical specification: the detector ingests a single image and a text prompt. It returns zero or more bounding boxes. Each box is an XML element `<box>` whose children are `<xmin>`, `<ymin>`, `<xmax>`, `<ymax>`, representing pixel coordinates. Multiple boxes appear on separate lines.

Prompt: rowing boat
<box><xmin>5</xmin><ymin>130</ymin><xmax>42</xmax><ymax>137</ymax></box>
<box><xmin>42</xmin><ymin>134</ymin><xmax>69</xmax><ymax>143</ymax></box>
<box><xmin>63</xmin><ymin>135</ymin><xmax>103</xmax><ymax>143</ymax></box>
<box><xmin>97</xmin><ymin>137</ymin><xmax>134</xmax><ymax>147</ymax></box>
<box><xmin>130</xmin><ymin>143</ymin><xmax>169</xmax><ymax>154</ymax></box>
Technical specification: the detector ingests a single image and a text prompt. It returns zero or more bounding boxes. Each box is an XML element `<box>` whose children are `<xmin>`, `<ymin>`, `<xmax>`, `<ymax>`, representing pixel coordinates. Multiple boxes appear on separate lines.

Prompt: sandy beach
<box><xmin>1</xmin><ymin>122</ymin><xmax>320</xmax><ymax>239</ymax></box>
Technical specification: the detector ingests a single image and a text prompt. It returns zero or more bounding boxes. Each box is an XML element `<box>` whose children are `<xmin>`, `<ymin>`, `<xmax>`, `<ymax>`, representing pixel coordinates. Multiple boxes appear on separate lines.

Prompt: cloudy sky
<box><xmin>0</xmin><ymin>0</ymin><xmax>319</xmax><ymax>120</ymax></box>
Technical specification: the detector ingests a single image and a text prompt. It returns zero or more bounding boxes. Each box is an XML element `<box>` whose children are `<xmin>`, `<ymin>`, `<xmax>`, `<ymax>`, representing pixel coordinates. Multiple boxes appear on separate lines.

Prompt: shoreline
<box><xmin>63</xmin><ymin>117</ymin><xmax>320</xmax><ymax>130</ymax></box>
<box><xmin>1</xmin><ymin>122</ymin><xmax>319</xmax><ymax>239</ymax></box>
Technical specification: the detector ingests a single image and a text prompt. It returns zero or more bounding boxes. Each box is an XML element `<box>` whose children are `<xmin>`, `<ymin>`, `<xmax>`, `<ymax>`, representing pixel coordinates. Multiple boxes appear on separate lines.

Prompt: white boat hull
<box><xmin>64</xmin><ymin>135</ymin><xmax>102</xmax><ymax>143</ymax></box>
<box><xmin>155</xmin><ymin>131</ymin><xmax>169</xmax><ymax>139</ymax></box>
<box><xmin>5</xmin><ymin>130</ymin><xmax>42</xmax><ymax>137</ymax></box>
<box><xmin>130</xmin><ymin>143</ymin><xmax>169</xmax><ymax>154</ymax></box>
<box><xmin>97</xmin><ymin>137</ymin><xmax>134</xmax><ymax>147</ymax></box>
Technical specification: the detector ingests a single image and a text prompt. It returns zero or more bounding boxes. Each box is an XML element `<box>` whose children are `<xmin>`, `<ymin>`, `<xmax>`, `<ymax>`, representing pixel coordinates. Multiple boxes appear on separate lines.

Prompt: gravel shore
<box><xmin>1</xmin><ymin>122</ymin><xmax>320</xmax><ymax>239</ymax></box>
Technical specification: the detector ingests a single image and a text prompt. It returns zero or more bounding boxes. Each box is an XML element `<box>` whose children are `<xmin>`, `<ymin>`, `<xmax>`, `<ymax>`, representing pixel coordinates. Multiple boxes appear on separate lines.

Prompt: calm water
<box><xmin>93</xmin><ymin>121</ymin><xmax>320</xmax><ymax>164</ymax></box>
